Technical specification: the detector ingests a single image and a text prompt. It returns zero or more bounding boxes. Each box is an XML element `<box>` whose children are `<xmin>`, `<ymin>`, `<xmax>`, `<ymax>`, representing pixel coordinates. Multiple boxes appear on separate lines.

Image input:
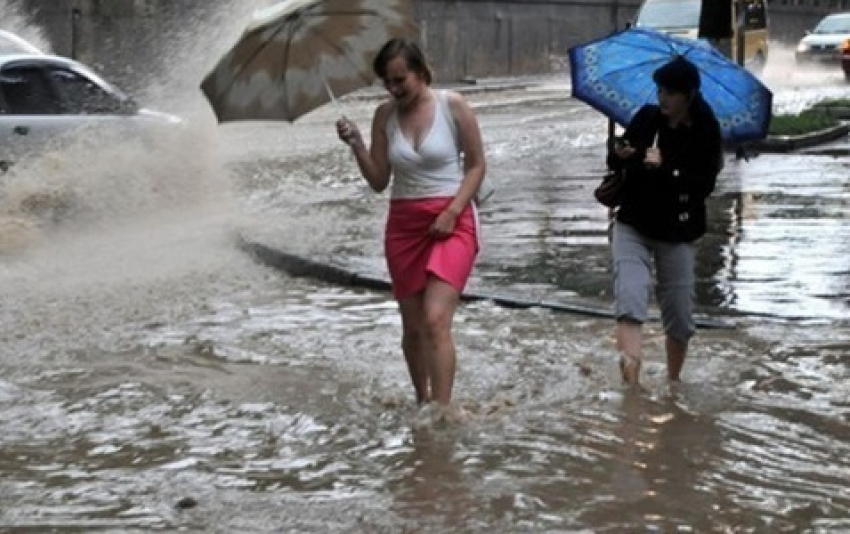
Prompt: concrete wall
<box><xmin>8</xmin><ymin>0</ymin><xmax>850</xmax><ymax>87</ymax></box>
<box><xmin>414</xmin><ymin>0</ymin><xmax>640</xmax><ymax>81</ymax></box>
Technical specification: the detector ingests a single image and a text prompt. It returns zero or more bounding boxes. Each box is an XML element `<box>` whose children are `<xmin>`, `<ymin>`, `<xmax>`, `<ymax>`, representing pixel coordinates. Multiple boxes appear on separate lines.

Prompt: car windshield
<box><xmin>813</xmin><ymin>15</ymin><xmax>850</xmax><ymax>34</ymax></box>
<box><xmin>635</xmin><ymin>0</ymin><xmax>701</xmax><ymax>29</ymax></box>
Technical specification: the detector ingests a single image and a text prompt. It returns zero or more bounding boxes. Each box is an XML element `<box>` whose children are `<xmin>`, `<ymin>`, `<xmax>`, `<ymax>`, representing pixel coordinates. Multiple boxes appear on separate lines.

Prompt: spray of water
<box><xmin>760</xmin><ymin>42</ymin><xmax>849</xmax><ymax>113</ymax></box>
<box><xmin>137</xmin><ymin>0</ymin><xmax>279</xmax><ymax>117</ymax></box>
<box><xmin>0</xmin><ymin>0</ymin><xmax>51</xmax><ymax>53</ymax></box>
<box><xmin>0</xmin><ymin>1</ymin><xmax>283</xmax><ymax>296</ymax></box>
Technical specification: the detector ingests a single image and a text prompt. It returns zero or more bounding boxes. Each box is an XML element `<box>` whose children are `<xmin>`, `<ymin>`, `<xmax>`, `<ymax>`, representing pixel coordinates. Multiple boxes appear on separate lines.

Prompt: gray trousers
<box><xmin>612</xmin><ymin>221</ymin><xmax>696</xmax><ymax>342</ymax></box>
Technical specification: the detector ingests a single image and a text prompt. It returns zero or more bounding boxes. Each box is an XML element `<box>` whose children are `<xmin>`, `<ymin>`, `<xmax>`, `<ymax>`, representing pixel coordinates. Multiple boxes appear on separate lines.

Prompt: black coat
<box><xmin>607</xmin><ymin>96</ymin><xmax>723</xmax><ymax>243</ymax></box>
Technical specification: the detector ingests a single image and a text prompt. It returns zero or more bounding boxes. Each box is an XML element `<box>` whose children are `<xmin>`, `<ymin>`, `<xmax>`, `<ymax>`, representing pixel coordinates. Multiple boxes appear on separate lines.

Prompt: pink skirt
<box><xmin>384</xmin><ymin>197</ymin><xmax>479</xmax><ymax>300</ymax></box>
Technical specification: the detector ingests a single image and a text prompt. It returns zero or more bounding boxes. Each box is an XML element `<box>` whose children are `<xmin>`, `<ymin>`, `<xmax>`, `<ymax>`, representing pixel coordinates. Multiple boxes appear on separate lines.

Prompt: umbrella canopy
<box><xmin>201</xmin><ymin>0</ymin><xmax>417</xmax><ymax>122</ymax></box>
<box><xmin>568</xmin><ymin>27</ymin><xmax>773</xmax><ymax>143</ymax></box>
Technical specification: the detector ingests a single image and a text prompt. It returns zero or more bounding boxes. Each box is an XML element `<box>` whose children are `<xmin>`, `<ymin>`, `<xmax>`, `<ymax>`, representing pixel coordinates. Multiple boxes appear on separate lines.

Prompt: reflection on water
<box><xmin>389</xmin><ymin>425</ymin><xmax>478</xmax><ymax>530</ymax></box>
<box><xmin>708</xmin><ymin>157</ymin><xmax>850</xmax><ymax>319</ymax></box>
<box><xmin>577</xmin><ymin>392</ymin><xmax>729</xmax><ymax>530</ymax></box>
<box><xmin>0</xmin><ymin>23</ymin><xmax>849</xmax><ymax>531</ymax></box>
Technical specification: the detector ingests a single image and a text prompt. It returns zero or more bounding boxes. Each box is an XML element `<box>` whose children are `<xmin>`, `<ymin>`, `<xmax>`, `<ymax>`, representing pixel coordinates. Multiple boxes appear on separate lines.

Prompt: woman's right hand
<box><xmin>614</xmin><ymin>138</ymin><xmax>635</xmax><ymax>160</ymax></box>
<box><xmin>336</xmin><ymin>117</ymin><xmax>363</xmax><ymax>147</ymax></box>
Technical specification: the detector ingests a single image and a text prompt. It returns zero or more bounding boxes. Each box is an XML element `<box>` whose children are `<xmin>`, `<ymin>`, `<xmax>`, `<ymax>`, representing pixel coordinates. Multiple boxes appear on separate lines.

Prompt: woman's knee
<box><xmin>657</xmin><ymin>283</ymin><xmax>695</xmax><ymax>341</ymax></box>
<box><xmin>421</xmin><ymin>280</ymin><xmax>459</xmax><ymax>335</ymax></box>
<box><xmin>420</xmin><ymin>295</ymin><xmax>456</xmax><ymax>340</ymax></box>
<box><xmin>666</xmin><ymin>324</ymin><xmax>694</xmax><ymax>345</ymax></box>
<box><xmin>661</xmin><ymin>304</ymin><xmax>695</xmax><ymax>342</ymax></box>
<box><xmin>423</xmin><ymin>306</ymin><xmax>452</xmax><ymax>335</ymax></box>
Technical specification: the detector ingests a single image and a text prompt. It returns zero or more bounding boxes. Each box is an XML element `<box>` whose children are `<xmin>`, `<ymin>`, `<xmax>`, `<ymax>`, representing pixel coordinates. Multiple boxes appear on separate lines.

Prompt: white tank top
<box><xmin>387</xmin><ymin>90</ymin><xmax>463</xmax><ymax>199</ymax></box>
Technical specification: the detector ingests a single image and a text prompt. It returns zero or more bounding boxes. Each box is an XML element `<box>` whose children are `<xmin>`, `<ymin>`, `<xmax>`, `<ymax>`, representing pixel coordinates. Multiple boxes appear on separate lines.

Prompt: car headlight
<box><xmin>842</xmin><ymin>39</ymin><xmax>850</xmax><ymax>54</ymax></box>
<box><xmin>796</xmin><ymin>43</ymin><xmax>811</xmax><ymax>53</ymax></box>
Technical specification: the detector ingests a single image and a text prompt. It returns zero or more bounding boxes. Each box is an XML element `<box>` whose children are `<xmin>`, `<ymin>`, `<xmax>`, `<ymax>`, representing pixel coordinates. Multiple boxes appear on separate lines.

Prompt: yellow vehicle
<box><xmin>634</xmin><ymin>0</ymin><xmax>769</xmax><ymax>71</ymax></box>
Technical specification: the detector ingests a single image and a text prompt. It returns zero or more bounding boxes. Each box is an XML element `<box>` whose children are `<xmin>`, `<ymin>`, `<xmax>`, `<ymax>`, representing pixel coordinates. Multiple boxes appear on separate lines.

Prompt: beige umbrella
<box><xmin>200</xmin><ymin>0</ymin><xmax>417</xmax><ymax>122</ymax></box>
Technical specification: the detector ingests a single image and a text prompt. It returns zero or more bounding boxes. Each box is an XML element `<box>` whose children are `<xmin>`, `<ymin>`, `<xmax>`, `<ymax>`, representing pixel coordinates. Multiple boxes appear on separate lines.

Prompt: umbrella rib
<box><xmin>220</xmin><ymin>7</ymin><xmax>380</xmax><ymax>91</ymax></box>
<box><xmin>290</xmin><ymin>12</ymin><xmax>392</xmax><ymax>91</ymax></box>
<box><xmin>571</xmin><ymin>28</ymin><xmax>772</xmax><ymax>141</ymax></box>
<box><xmin>591</xmin><ymin>57</ymin><xmax>667</xmax><ymax>79</ymax></box>
<box><xmin>208</xmin><ymin>2</ymin><xmax>417</xmax><ymax>120</ymax></box>
<box><xmin>579</xmin><ymin>39</ymin><xmax>692</xmax><ymax>79</ymax></box>
<box><xmin>217</xmin><ymin>14</ymin><xmax>300</xmax><ymax>98</ymax></box>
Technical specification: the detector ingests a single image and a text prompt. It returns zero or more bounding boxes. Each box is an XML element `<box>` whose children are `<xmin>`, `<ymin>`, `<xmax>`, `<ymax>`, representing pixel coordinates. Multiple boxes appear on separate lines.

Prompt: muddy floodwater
<box><xmin>0</xmin><ymin>41</ymin><xmax>848</xmax><ymax>531</ymax></box>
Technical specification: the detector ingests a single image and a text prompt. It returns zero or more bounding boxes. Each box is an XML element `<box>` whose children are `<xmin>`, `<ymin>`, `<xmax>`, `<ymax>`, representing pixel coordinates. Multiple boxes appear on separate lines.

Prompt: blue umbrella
<box><xmin>568</xmin><ymin>27</ymin><xmax>773</xmax><ymax>143</ymax></box>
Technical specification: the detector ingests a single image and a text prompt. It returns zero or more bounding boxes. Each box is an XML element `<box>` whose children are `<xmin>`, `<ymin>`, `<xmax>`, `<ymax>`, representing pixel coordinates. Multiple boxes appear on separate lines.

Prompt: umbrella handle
<box><xmin>323</xmin><ymin>77</ymin><xmax>341</xmax><ymax>112</ymax></box>
<box><xmin>322</xmin><ymin>74</ymin><xmax>357</xmax><ymax>147</ymax></box>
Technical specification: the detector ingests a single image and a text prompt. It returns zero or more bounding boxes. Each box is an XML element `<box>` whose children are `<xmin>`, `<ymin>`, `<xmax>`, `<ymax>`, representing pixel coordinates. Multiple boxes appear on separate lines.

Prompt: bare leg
<box><xmin>616</xmin><ymin>319</ymin><xmax>643</xmax><ymax>385</ymax></box>
<box><xmin>665</xmin><ymin>335</ymin><xmax>688</xmax><ymax>381</ymax></box>
<box><xmin>398</xmin><ymin>295</ymin><xmax>430</xmax><ymax>403</ymax></box>
<box><xmin>421</xmin><ymin>276</ymin><xmax>461</xmax><ymax>405</ymax></box>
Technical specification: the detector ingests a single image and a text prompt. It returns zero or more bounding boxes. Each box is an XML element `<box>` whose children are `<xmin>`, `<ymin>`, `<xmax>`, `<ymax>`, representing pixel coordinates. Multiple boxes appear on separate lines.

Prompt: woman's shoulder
<box><xmin>374</xmin><ymin>100</ymin><xmax>396</xmax><ymax>124</ymax></box>
<box><xmin>634</xmin><ymin>104</ymin><xmax>660</xmax><ymax>119</ymax></box>
<box><xmin>628</xmin><ymin>104</ymin><xmax>660</xmax><ymax>134</ymax></box>
<box><xmin>692</xmin><ymin>95</ymin><xmax>720</xmax><ymax>126</ymax></box>
<box><xmin>375</xmin><ymin>99</ymin><xmax>396</xmax><ymax>115</ymax></box>
<box><xmin>439</xmin><ymin>89</ymin><xmax>470</xmax><ymax>114</ymax></box>
<box><xmin>441</xmin><ymin>89</ymin><xmax>463</xmax><ymax>103</ymax></box>
<box><xmin>630</xmin><ymin>105</ymin><xmax>661</xmax><ymax>130</ymax></box>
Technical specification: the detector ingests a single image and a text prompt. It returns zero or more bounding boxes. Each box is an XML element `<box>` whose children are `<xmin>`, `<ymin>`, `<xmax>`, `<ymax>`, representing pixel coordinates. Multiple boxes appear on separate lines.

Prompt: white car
<box><xmin>795</xmin><ymin>12</ymin><xmax>850</xmax><ymax>66</ymax></box>
<box><xmin>0</xmin><ymin>54</ymin><xmax>181</xmax><ymax>170</ymax></box>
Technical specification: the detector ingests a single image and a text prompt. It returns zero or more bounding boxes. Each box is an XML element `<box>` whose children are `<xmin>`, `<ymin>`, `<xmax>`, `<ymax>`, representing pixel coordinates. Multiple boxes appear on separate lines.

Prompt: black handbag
<box><xmin>594</xmin><ymin>167</ymin><xmax>626</xmax><ymax>208</ymax></box>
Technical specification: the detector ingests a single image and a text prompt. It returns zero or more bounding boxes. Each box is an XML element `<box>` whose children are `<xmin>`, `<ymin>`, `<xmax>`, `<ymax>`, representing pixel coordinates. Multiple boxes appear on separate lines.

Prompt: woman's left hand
<box><xmin>644</xmin><ymin>147</ymin><xmax>663</xmax><ymax>168</ymax></box>
<box><xmin>429</xmin><ymin>210</ymin><xmax>458</xmax><ymax>240</ymax></box>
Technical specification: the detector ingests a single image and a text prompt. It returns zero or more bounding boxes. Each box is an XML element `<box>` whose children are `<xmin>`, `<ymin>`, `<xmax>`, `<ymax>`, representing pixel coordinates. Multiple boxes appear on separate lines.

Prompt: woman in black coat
<box><xmin>606</xmin><ymin>56</ymin><xmax>724</xmax><ymax>386</ymax></box>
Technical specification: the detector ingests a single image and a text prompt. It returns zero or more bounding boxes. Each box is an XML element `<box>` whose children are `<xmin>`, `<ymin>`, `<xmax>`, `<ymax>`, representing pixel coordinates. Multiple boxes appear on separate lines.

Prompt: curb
<box><xmin>751</xmin><ymin>123</ymin><xmax>850</xmax><ymax>153</ymax></box>
<box><xmin>812</xmin><ymin>104</ymin><xmax>850</xmax><ymax>120</ymax></box>
<box><xmin>238</xmin><ymin>238</ymin><xmax>736</xmax><ymax>330</ymax></box>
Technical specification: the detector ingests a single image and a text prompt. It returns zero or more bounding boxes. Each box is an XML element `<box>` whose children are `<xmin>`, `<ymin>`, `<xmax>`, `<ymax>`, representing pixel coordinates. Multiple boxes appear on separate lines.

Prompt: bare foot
<box><xmin>619</xmin><ymin>353</ymin><xmax>642</xmax><ymax>386</ymax></box>
<box><xmin>414</xmin><ymin>402</ymin><xmax>467</xmax><ymax>429</ymax></box>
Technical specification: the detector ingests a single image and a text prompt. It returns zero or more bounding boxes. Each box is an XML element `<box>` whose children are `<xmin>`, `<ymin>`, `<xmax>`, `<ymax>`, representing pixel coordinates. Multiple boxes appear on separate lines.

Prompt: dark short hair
<box><xmin>653</xmin><ymin>56</ymin><xmax>701</xmax><ymax>94</ymax></box>
<box><xmin>373</xmin><ymin>38</ymin><xmax>433</xmax><ymax>85</ymax></box>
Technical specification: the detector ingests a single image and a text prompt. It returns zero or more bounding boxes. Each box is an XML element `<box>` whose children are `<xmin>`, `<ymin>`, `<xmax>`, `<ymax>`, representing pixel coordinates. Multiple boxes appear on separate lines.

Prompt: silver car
<box><xmin>0</xmin><ymin>54</ymin><xmax>181</xmax><ymax>170</ymax></box>
<box><xmin>795</xmin><ymin>12</ymin><xmax>850</xmax><ymax>66</ymax></box>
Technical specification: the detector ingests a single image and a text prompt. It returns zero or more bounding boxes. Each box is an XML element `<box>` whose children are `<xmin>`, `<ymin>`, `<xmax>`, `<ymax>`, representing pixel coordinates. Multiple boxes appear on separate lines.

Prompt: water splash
<box><xmin>761</xmin><ymin>42</ymin><xmax>849</xmax><ymax>113</ymax></box>
<box><xmin>0</xmin><ymin>0</ymin><xmax>52</xmax><ymax>53</ymax></box>
<box><xmin>137</xmin><ymin>0</ymin><xmax>280</xmax><ymax>118</ymax></box>
<box><xmin>0</xmin><ymin>1</ymin><xmax>262</xmax><ymax>260</ymax></box>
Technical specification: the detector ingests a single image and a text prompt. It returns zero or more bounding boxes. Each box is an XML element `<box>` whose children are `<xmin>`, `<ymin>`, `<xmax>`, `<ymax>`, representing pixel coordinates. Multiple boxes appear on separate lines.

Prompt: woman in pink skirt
<box><xmin>336</xmin><ymin>38</ymin><xmax>486</xmax><ymax>405</ymax></box>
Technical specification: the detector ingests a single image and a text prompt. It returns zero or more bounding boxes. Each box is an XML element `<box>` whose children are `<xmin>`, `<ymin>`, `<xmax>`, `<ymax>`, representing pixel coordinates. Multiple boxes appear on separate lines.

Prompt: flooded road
<box><xmin>0</xmin><ymin>35</ymin><xmax>849</xmax><ymax>532</ymax></box>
